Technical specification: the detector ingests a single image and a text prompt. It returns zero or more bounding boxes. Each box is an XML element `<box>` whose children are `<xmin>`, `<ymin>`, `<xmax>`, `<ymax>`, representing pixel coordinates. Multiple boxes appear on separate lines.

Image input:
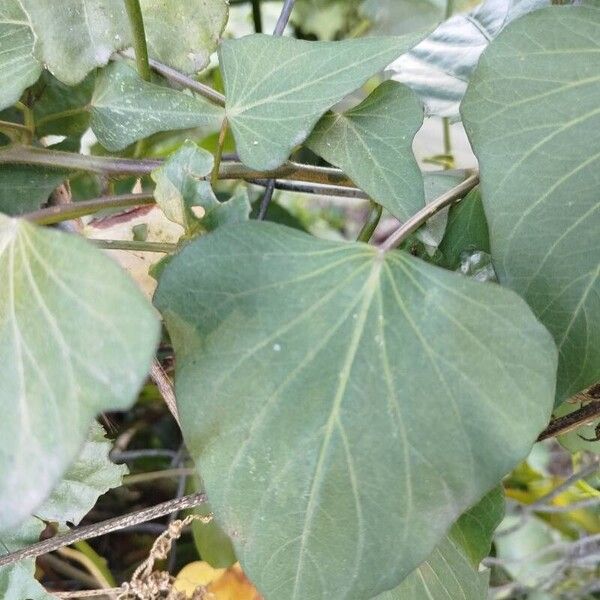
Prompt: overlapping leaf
<box><xmin>219</xmin><ymin>33</ymin><xmax>424</xmax><ymax>170</ymax></box>
<box><xmin>20</xmin><ymin>0</ymin><xmax>128</xmax><ymax>85</ymax></box>
<box><xmin>387</xmin><ymin>0</ymin><xmax>550</xmax><ymax>117</ymax></box>
<box><xmin>141</xmin><ymin>0</ymin><xmax>228</xmax><ymax>74</ymax></box>
<box><xmin>461</xmin><ymin>5</ymin><xmax>600</xmax><ymax>401</ymax></box>
<box><xmin>0</xmin><ymin>215</ymin><xmax>159</xmax><ymax>531</ymax></box>
<box><xmin>0</xmin><ymin>0</ymin><xmax>41</xmax><ymax>111</ymax></box>
<box><xmin>155</xmin><ymin>221</ymin><xmax>556</xmax><ymax>599</ymax></box>
<box><xmin>376</xmin><ymin>488</ymin><xmax>504</xmax><ymax>599</ymax></box>
<box><xmin>306</xmin><ymin>81</ymin><xmax>424</xmax><ymax>221</ymax></box>
<box><xmin>90</xmin><ymin>62</ymin><xmax>224</xmax><ymax>151</ymax></box>
<box><xmin>0</xmin><ymin>166</ymin><xmax>67</xmax><ymax>215</ymax></box>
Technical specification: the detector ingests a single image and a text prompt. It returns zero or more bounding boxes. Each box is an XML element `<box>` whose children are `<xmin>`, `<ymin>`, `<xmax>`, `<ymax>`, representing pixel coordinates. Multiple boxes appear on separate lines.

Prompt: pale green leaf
<box><xmin>388</xmin><ymin>0</ymin><xmax>550</xmax><ymax>118</ymax></box>
<box><xmin>37</xmin><ymin>422</ymin><xmax>127</xmax><ymax>525</ymax></box>
<box><xmin>461</xmin><ymin>5</ymin><xmax>600</xmax><ymax>401</ymax></box>
<box><xmin>306</xmin><ymin>81</ymin><xmax>424</xmax><ymax>221</ymax></box>
<box><xmin>291</xmin><ymin>0</ymin><xmax>363</xmax><ymax>40</ymax></box>
<box><xmin>90</xmin><ymin>62</ymin><xmax>224</xmax><ymax>151</ymax></box>
<box><xmin>0</xmin><ymin>216</ymin><xmax>159</xmax><ymax>531</ymax></box>
<box><xmin>20</xmin><ymin>0</ymin><xmax>128</xmax><ymax>86</ymax></box>
<box><xmin>376</xmin><ymin>487</ymin><xmax>504</xmax><ymax>599</ymax></box>
<box><xmin>0</xmin><ymin>0</ymin><xmax>42</xmax><ymax>111</ymax></box>
<box><xmin>155</xmin><ymin>222</ymin><xmax>556</xmax><ymax>599</ymax></box>
<box><xmin>141</xmin><ymin>0</ymin><xmax>228</xmax><ymax>74</ymax></box>
<box><xmin>0</xmin><ymin>519</ymin><xmax>53</xmax><ymax>600</ymax></box>
<box><xmin>151</xmin><ymin>140</ymin><xmax>250</xmax><ymax>233</ymax></box>
<box><xmin>0</xmin><ymin>165</ymin><xmax>67</xmax><ymax>215</ymax></box>
<box><xmin>219</xmin><ymin>33</ymin><xmax>424</xmax><ymax>170</ymax></box>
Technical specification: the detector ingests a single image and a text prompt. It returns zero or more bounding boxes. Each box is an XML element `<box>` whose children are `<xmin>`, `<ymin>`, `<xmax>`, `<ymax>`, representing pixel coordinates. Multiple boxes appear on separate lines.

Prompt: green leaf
<box><xmin>37</xmin><ymin>422</ymin><xmax>127</xmax><ymax>525</ymax></box>
<box><xmin>461</xmin><ymin>5</ymin><xmax>600</xmax><ymax>402</ymax></box>
<box><xmin>140</xmin><ymin>0</ymin><xmax>228</xmax><ymax>74</ymax></box>
<box><xmin>0</xmin><ymin>216</ymin><xmax>159</xmax><ymax>531</ymax></box>
<box><xmin>0</xmin><ymin>0</ymin><xmax>42</xmax><ymax>111</ymax></box>
<box><xmin>387</xmin><ymin>0</ymin><xmax>550</xmax><ymax>117</ymax></box>
<box><xmin>90</xmin><ymin>62</ymin><xmax>224</xmax><ymax>151</ymax></box>
<box><xmin>155</xmin><ymin>221</ymin><xmax>557</xmax><ymax>599</ymax></box>
<box><xmin>438</xmin><ymin>187</ymin><xmax>490</xmax><ymax>270</ymax></box>
<box><xmin>376</xmin><ymin>487</ymin><xmax>504</xmax><ymax>599</ymax></box>
<box><xmin>0</xmin><ymin>519</ymin><xmax>53</xmax><ymax>600</ymax></box>
<box><xmin>20</xmin><ymin>0</ymin><xmax>128</xmax><ymax>86</ymax></box>
<box><xmin>291</xmin><ymin>0</ymin><xmax>363</xmax><ymax>40</ymax></box>
<box><xmin>219</xmin><ymin>33</ymin><xmax>424</xmax><ymax>170</ymax></box>
<box><xmin>33</xmin><ymin>71</ymin><xmax>95</xmax><ymax>139</ymax></box>
<box><xmin>0</xmin><ymin>165</ymin><xmax>67</xmax><ymax>216</ymax></box>
<box><xmin>151</xmin><ymin>140</ymin><xmax>250</xmax><ymax>233</ymax></box>
<box><xmin>306</xmin><ymin>81</ymin><xmax>424</xmax><ymax>221</ymax></box>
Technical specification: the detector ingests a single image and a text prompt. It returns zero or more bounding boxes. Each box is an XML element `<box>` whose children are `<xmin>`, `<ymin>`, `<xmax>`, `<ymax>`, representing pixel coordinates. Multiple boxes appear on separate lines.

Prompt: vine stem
<box><xmin>379</xmin><ymin>173</ymin><xmax>479</xmax><ymax>252</ymax></box>
<box><xmin>0</xmin><ymin>493</ymin><xmax>207</xmax><ymax>568</ymax></box>
<box><xmin>357</xmin><ymin>200</ymin><xmax>383</xmax><ymax>243</ymax></box>
<box><xmin>124</xmin><ymin>0</ymin><xmax>152</xmax><ymax>81</ymax></box>
<box><xmin>0</xmin><ymin>145</ymin><xmax>353</xmax><ymax>184</ymax></box>
<box><xmin>251</xmin><ymin>0</ymin><xmax>263</xmax><ymax>32</ymax></box>
<box><xmin>92</xmin><ymin>239</ymin><xmax>177</xmax><ymax>253</ymax></box>
<box><xmin>120</xmin><ymin>50</ymin><xmax>226</xmax><ymax>107</ymax></box>
<box><xmin>537</xmin><ymin>400</ymin><xmax>600</xmax><ymax>442</ymax></box>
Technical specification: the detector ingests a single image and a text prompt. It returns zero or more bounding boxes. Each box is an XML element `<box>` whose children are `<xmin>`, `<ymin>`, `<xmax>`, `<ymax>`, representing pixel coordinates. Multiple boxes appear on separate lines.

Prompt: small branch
<box><xmin>150</xmin><ymin>359</ymin><xmax>180</xmax><ymax>425</ymax></box>
<box><xmin>249</xmin><ymin>178</ymin><xmax>367</xmax><ymax>199</ymax></box>
<box><xmin>120</xmin><ymin>50</ymin><xmax>226</xmax><ymax>107</ymax></box>
<box><xmin>0</xmin><ymin>145</ymin><xmax>353</xmax><ymax>185</ymax></box>
<box><xmin>0</xmin><ymin>493</ymin><xmax>206</xmax><ymax>568</ymax></box>
<box><xmin>273</xmin><ymin>0</ymin><xmax>296</xmax><ymax>35</ymax></box>
<box><xmin>537</xmin><ymin>400</ymin><xmax>600</xmax><ymax>441</ymax></box>
<box><xmin>23</xmin><ymin>193</ymin><xmax>155</xmax><ymax>225</ymax></box>
<box><xmin>0</xmin><ymin>145</ymin><xmax>161</xmax><ymax>175</ymax></box>
<box><xmin>379</xmin><ymin>173</ymin><xmax>479</xmax><ymax>251</ymax></box>
<box><xmin>123</xmin><ymin>467</ymin><xmax>194</xmax><ymax>485</ymax></box>
<box><xmin>257</xmin><ymin>179</ymin><xmax>276</xmax><ymax>220</ymax></box>
<box><xmin>357</xmin><ymin>200</ymin><xmax>383</xmax><ymax>243</ymax></box>
<box><xmin>92</xmin><ymin>239</ymin><xmax>177</xmax><ymax>253</ymax></box>
<box><xmin>124</xmin><ymin>0</ymin><xmax>152</xmax><ymax>81</ymax></box>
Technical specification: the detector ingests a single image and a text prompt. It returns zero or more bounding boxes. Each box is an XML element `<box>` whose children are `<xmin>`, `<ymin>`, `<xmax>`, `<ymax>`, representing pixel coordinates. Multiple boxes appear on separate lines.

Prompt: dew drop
<box><xmin>273</xmin><ymin>343</ymin><xmax>281</xmax><ymax>352</ymax></box>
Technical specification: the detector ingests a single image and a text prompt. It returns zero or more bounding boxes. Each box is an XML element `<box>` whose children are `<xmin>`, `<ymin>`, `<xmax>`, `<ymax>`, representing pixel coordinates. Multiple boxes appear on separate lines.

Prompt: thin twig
<box><xmin>0</xmin><ymin>493</ymin><xmax>206</xmax><ymax>568</ymax></box>
<box><xmin>92</xmin><ymin>239</ymin><xmax>177</xmax><ymax>253</ymax></box>
<box><xmin>123</xmin><ymin>467</ymin><xmax>194</xmax><ymax>485</ymax></box>
<box><xmin>120</xmin><ymin>50</ymin><xmax>226</xmax><ymax>107</ymax></box>
<box><xmin>273</xmin><ymin>0</ymin><xmax>296</xmax><ymax>35</ymax></box>
<box><xmin>357</xmin><ymin>200</ymin><xmax>383</xmax><ymax>243</ymax></box>
<box><xmin>150</xmin><ymin>359</ymin><xmax>180</xmax><ymax>425</ymax></box>
<box><xmin>251</xmin><ymin>0</ymin><xmax>263</xmax><ymax>32</ymax></box>
<box><xmin>379</xmin><ymin>173</ymin><xmax>479</xmax><ymax>251</ymax></box>
<box><xmin>257</xmin><ymin>179</ymin><xmax>276</xmax><ymax>220</ymax></box>
<box><xmin>23</xmin><ymin>193</ymin><xmax>155</xmax><ymax>225</ymax></box>
<box><xmin>248</xmin><ymin>179</ymin><xmax>368</xmax><ymax>198</ymax></box>
<box><xmin>538</xmin><ymin>400</ymin><xmax>600</xmax><ymax>441</ymax></box>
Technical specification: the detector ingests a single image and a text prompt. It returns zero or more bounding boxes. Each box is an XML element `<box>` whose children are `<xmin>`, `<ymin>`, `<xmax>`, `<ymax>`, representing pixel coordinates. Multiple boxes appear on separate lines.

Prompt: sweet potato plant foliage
<box><xmin>0</xmin><ymin>0</ymin><xmax>598</xmax><ymax>599</ymax></box>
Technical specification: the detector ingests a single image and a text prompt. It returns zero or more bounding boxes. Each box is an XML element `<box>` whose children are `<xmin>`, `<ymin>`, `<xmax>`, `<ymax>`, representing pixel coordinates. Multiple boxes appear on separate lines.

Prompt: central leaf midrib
<box><xmin>291</xmin><ymin>257</ymin><xmax>382</xmax><ymax>599</ymax></box>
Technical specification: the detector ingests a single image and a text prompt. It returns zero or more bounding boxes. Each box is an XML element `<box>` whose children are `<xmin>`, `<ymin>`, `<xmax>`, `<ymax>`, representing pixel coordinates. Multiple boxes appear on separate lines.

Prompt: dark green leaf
<box><xmin>219</xmin><ymin>33</ymin><xmax>424</xmax><ymax>170</ymax></box>
<box><xmin>438</xmin><ymin>187</ymin><xmax>490</xmax><ymax>270</ymax></box>
<box><xmin>461</xmin><ymin>5</ymin><xmax>600</xmax><ymax>402</ymax></box>
<box><xmin>306</xmin><ymin>81</ymin><xmax>424</xmax><ymax>221</ymax></box>
<box><xmin>155</xmin><ymin>222</ymin><xmax>556</xmax><ymax>599</ymax></box>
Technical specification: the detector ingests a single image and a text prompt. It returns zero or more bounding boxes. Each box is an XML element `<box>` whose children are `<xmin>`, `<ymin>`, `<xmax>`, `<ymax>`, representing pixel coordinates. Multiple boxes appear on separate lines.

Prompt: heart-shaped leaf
<box><xmin>461</xmin><ymin>5</ymin><xmax>600</xmax><ymax>402</ymax></box>
<box><xmin>0</xmin><ymin>0</ymin><xmax>42</xmax><ymax>111</ymax></box>
<box><xmin>155</xmin><ymin>221</ymin><xmax>556</xmax><ymax>599</ymax></box>
<box><xmin>90</xmin><ymin>62</ymin><xmax>224</xmax><ymax>151</ymax></box>
<box><xmin>140</xmin><ymin>0</ymin><xmax>229</xmax><ymax>74</ymax></box>
<box><xmin>219</xmin><ymin>33</ymin><xmax>424</xmax><ymax>170</ymax></box>
<box><xmin>306</xmin><ymin>81</ymin><xmax>424</xmax><ymax>221</ymax></box>
<box><xmin>20</xmin><ymin>0</ymin><xmax>128</xmax><ymax>85</ymax></box>
<box><xmin>0</xmin><ymin>215</ymin><xmax>159</xmax><ymax>531</ymax></box>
